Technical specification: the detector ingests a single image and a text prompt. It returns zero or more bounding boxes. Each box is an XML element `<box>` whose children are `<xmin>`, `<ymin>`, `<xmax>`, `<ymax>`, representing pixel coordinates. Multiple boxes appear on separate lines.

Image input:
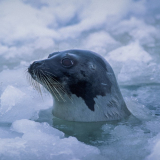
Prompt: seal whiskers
<box><xmin>40</xmin><ymin>70</ymin><xmax>66</xmax><ymax>102</ymax></box>
<box><xmin>31</xmin><ymin>69</ymin><xmax>70</xmax><ymax>103</ymax></box>
<box><xmin>41</xmin><ymin>75</ymin><xmax>60</xmax><ymax>101</ymax></box>
<box><xmin>43</xmin><ymin>70</ymin><xmax>73</xmax><ymax>102</ymax></box>
<box><xmin>44</xmin><ymin>71</ymin><xmax>67</xmax><ymax>94</ymax></box>
<box><xmin>25</xmin><ymin>69</ymin><xmax>43</xmax><ymax>97</ymax></box>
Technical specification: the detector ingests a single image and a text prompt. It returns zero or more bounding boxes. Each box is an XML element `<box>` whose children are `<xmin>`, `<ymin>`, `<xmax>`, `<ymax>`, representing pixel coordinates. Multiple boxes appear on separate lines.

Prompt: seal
<box><xmin>28</xmin><ymin>49</ymin><xmax>130</xmax><ymax>122</ymax></box>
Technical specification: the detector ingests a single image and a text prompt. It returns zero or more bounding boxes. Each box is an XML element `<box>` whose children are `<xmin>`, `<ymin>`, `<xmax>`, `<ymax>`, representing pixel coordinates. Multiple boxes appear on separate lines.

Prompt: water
<box><xmin>0</xmin><ymin>0</ymin><xmax>160</xmax><ymax>159</ymax></box>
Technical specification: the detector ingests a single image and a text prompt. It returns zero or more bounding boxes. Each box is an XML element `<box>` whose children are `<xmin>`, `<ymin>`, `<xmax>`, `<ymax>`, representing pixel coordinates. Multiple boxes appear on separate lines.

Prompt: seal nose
<box><xmin>28</xmin><ymin>61</ymin><xmax>42</xmax><ymax>74</ymax></box>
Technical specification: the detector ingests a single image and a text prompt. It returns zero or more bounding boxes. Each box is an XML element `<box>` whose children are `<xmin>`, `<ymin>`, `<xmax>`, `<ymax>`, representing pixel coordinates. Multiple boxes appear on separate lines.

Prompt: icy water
<box><xmin>0</xmin><ymin>0</ymin><xmax>160</xmax><ymax>160</ymax></box>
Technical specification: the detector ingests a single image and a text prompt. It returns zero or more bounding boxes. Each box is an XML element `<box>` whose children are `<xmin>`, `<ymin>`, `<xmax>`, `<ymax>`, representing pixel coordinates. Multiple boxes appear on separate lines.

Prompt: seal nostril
<box><xmin>28</xmin><ymin>64</ymin><xmax>34</xmax><ymax>74</ymax></box>
<box><xmin>32</xmin><ymin>61</ymin><xmax>42</xmax><ymax>68</ymax></box>
<box><xmin>33</xmin><ymin>61</ymin><xmax>40</xmax><ymax>66</ymax></box>
<box><xmin>28</xmin><ymin>62</ymin><xmax>39</xmax><ymax>74</ymax></box>
<box><xmin>34</xmin><ymin>61</ymin><xmax>41</xmax><ymax>65</ymax></box>
<box><xmin>28</xmin><ymin>66</ymin><xmax>31</xmax><ymax>73</ymax></box>
<box><xmin>28</xmin><ymin>61</ymin><xmax>44</xmax><ymax>75</ymax></box>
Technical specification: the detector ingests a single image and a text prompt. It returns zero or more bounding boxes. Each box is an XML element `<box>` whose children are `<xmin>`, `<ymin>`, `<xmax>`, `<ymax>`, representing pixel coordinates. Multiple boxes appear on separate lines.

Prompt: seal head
<box><xmin>28</xmin><ymin>49</ymin><xmax>130</xmax><ymax>122</ymax></box>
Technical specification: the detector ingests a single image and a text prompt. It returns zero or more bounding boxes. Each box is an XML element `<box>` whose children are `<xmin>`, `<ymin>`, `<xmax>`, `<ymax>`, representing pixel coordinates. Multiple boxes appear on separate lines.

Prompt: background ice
<box><xmin>0</xmin><ymin>0</ymin><xmax>160</xmax><ymax>159</ymax></box>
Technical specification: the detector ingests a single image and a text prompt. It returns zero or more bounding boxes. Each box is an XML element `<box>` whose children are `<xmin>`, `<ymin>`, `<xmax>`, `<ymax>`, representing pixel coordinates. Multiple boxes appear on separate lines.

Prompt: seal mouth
<box><xmin>27</xmin><ymin>63</ymin><xmax>71</xmax><ymax>102</ymax></box>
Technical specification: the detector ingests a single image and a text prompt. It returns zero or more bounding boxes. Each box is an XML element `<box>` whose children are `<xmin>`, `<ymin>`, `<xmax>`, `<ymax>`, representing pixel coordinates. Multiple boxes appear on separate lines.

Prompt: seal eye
<box><xmin>61</xmin><ymin>58</ymin><xmax>73</xmax><ymax>67</ymax></box>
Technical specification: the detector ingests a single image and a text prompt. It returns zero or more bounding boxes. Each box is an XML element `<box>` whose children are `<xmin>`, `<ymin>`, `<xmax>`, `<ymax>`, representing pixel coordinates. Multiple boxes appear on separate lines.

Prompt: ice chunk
<box><xmin>0</xmin><ymin>119</ymin><xmax>100</xmax><ymax>160</ymax></box>
<box><xmin>0</xmin><ymin>85</ymin><xmax>25</xmax><ymax>115</ymax></box>
<box><xmin>118</xmin><ymin>61</ymin><xmax>160</xmax><ymax>85</ymax></box>
<box><xmin>12</xmin><ymin>119</ymin><xmax>64</xmax><ymax>137</ymax></box>
<box><xmin>0</xmin><ymin>85</ymin><xmax>36</xmax><ymax>122</ymax></box>
<box><xmin>0</xmin><ymin>127</ymin><xmax>22</xmax><ymax>139</ymax></box>
<box><xmin>0</xmin><ymin>68</ymin><xmax>52</xmax><ymax>123</ymax></box>
<box><xmin>58</xmin><ymin>0</ymin><xmax>133</xmax><ymax>39</ymax></box>
<box><xmin>146</xmin><ymin>133</ymin><xmax>160</xmax><ymax>160</ymax></box>
<box><xmin>112</xmin><ymin>17</ymin><xmax>159</xmax><ymax>45</ymax></box>
<box><xmin>34</xmin><ymin>37</ymin><xmax>55</xmax><ymax>50</ymax></box>
<box><xmin>101</xmin><ymin>122</ymin><xmax>150</xmax><ymax>160</ymax></box>
<box><xmin>0</xmin><ymin>68</ymin><xmax>29</xmax><ymax>90</ymax></box>
<box><xmin>106</xmin><ymin>42</ymin><xmax>152</xmax><ymax>63</ymax></box>
<box><xmin>105</xmin><ymin>42</ymin><xmax>160</xmax><ymax>85</ymax></box>
<box><xmin>146</xmin><ymin>121</ymin><xmax>160</xmax><ymax>134</ymax></box>
<box><xmin>125</xmin><ymin>98</ymin><xmax>152</xmax><ymax>120</ymax></box>
<box><xmin>0</xmin><ymin>0</ymin><xmax>58</xmax><ymax>43</ymax></box>
<box><xmin>121</xmin><ymin>85</ymin><xmax>160</xmax><ymax>112</ymax></box>
<box><xmin>82</xmin><ymin>31</ymin><xmax>120</xmax><ymax>54</ymax></box>
<box><xmin>147</xmin><ymin>141</ymin><xmax>160</xmax><ymax>160</ymax></box>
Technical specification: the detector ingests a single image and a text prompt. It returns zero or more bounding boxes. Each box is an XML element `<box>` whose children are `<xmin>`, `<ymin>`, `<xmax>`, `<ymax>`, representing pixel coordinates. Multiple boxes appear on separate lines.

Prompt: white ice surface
<box><xmin>105</xmin><ymin>42</ymin><xmax>160</xmax><ymax>85</ymax></box>
<box><xmin>0</xmin><ymin>68</ymin><xmax>53</xmax><ymax>123</ymax></box>
<box><xmin>0</xmin><ymin>119</ymin><xmax>100</xmax><ymax>160</ymax></box>
<box><xmin>146</xmin><ymin>133</ymin><xmax>160</xmax><ymax>160</ymax></box>
<box><xmin>106</xmin><ymin>42</ymin><xmax>152</xmax><ymax>63</ymax></box>
<box><xmin>112</xmin><ymin>17</ymin><xmax>160</xmax><ymax>46</ymax></box>
<box><xmin>82</xmin><ymin>31</ymin><xmax>120</xmax><ymax>54</ymax></box>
